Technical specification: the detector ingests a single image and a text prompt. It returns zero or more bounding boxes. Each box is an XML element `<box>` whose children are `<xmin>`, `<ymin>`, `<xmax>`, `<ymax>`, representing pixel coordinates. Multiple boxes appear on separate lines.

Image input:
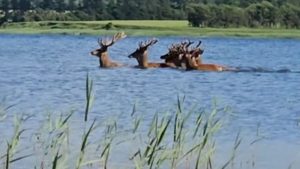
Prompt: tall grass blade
<box><xmin>203</xmin><ymin>121</ymin><xmax>208</xmax><ymax>136</ymax></box>
<box><xmin>84</xmin><ymin>73</ymin><xmax>94</xmax><ymax>122</ymax></box>
<box><xmin>4</xmin><ymin>104</ymin><xmax>17</xmax><ymax>111</ymax></box>
<box><xmin>144</xmin><ymin>138</ymin><xmax>156</xmax><ymax>158</ymax></box>
<box><xmin>81</xmin><ymin>119</ymin><xmax>96</xmax><ymax>152</ymax></box>
<box><xmin>207</xmin><ymin>156</ymin><xmax>212</xmax><ymax>169</ymax></box>
<box><xmin>133</xmin><ymin>117</ymin><xmax>141</xmax><ymax>133</ymax></box>
<box><xmin>193</xmin><ymin>112</ymin><xmax>203</xmax><ymax>138</ymax></box>
<box><xmin>100</xmin><ymin>142</ymin><xmax>111</xmax><ymax>158</ymax></box>
<box><xmin>6</xmin><ymin>143</ymin><xmax>10</xmax><ymax>169</ymax></box>
<box><xmin>177</xmin><ymin>95</ymin><xmax>182</xmax><ymax>114</ymax></box>
<box><xmin>104</xmin><ymin>147</ymin><xmax>110</xmax><ymax>169</ymax></box>
<box><xmin>129</xmin><ymin>149</ymin><xmax>141</xmax><ymax>160</ymax></box>
<box><xmin>173</xmin><ymin>111</ymin><xmax>178</xmax><ymax>142</ymax></box>
<box><xmin>156</xmin><ymin>118</ymin><xmax>171</xmax><ymax>146</ymax></box>
<box><xmin>131</xmin><ymin>102</ymin><xmax>137</xmax><ymax>117</ymax></box>
<box><xmin>60</xmin><ymin>111</ymin><xmax>74</xmax><ymax>127</ymax></box>
<box><xmin>195</xmin><ymin>148</ymin><xmax>202</xmax><ymax>169</ymax></box>
<box><xmin>76</xmin><ymin>119</ymin><xmax>96</xmax><ymax>169</ymax></box>
<box><xmin>221</xmin><ymin>132</ymin><xmax>242</xmax><ymax>169</ymax></box>
<box><xmin>52</xmin><ymin>151</ymin><xmax>60</xmax><ymax>169</ymax></box>
<box><xmin>148</xmin><ymin>113</ymin><xmax>158</xmax><ymax>137</ymax></box>
<box><xmin>10</xmin><ymin>154</ymin><xmax>33</xmax><ymax>164</ymax></box>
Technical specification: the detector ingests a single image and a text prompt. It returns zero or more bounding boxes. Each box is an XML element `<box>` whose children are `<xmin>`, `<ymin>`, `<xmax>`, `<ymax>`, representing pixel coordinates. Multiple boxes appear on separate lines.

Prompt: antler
<box><xmin>189</xmin><ymin>40</ymin><xmax>202</xmax><ymax>53</ymax></box>
<box><xmin>190</xmin><ymin>40</ymin><xmax>204</xmax><ymax>58</ymax></box>
<box><xmin>195</xmin><ymin>40</ymin><xmax>202</xmax><ymax>48</ymax></box>
<box><xmin>182</xmin><ymin>40</ymin><xmax>194</xmax><ymax>49</ymax></box>
<box><xmin>139</xmin><ymin>38</ymin><xmax>158</xmax><ymax>49</ymax></box>
<box><xmin>99</xmin><ymin>32</ymin><xmax>127</xmax><ymax>47</ymax></box>
<box><xmin>168</xmin><ymin>40</ymin><xmax>194</xmax><ymax>54</ymax></box>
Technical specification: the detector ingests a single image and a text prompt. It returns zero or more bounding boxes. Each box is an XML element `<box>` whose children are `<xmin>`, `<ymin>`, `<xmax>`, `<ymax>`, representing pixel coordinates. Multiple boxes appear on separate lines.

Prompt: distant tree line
<box><xmin>1</xmin><ymin>0</ymin><xmax>300</xmax><ymax>28</ymax></box>
<box><xmin>187</xmin><ymin>1</ymin><xmax>300</xmax><ymax>28</ymax></box>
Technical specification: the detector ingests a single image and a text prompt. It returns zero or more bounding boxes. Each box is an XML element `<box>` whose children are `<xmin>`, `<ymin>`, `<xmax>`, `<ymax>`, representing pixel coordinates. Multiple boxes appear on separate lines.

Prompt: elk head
<box><xmin>127</xmin><ymin>39</ymin><xmax>159</xmax><ymax>68</ymax></box>
<box><xmin>128</xmin><ymin>39</ymin><xmax>158</xmax><ymax>59</ymax></box>
<box><xmin>91</xmin><ymin>32</ymin><xmax>126</xmax><ymax>57</ymax></box>
<box><xmin>90</xmin><ymin>32</ymin><xmax>126</xmax><ymax>67</ymax></box>
<box><xmin>160</xmin><ymin>40</ymin><xmax>194</xmax><ymax>68</ymax></box>
<box><xmin>189</xmin><ymin>41</ymin><xmax>204</xmax><ymax>64</ymax></box>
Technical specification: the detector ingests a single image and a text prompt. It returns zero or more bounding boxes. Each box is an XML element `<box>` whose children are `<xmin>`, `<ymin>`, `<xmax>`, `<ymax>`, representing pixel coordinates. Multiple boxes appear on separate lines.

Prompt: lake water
<box><xmin>0</xmin><ymin>34</ymin><xmax>300</xmax><ymax>169</ymax></box>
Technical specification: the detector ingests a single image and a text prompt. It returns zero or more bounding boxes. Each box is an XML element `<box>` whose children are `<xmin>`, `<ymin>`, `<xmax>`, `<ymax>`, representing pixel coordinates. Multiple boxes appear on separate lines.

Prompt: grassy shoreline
<box><xmin>0</xmin><ymin>20</ymin><xmax>300</xmax><ymax>38</ymax></box>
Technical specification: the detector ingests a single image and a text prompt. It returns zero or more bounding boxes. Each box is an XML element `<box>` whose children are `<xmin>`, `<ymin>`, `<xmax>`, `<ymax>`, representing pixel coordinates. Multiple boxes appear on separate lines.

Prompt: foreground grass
<box><xmin>0</xmin><ymin>20</ymin><xmax>300</xmax><ymax>38</ymax></box>
<box><xmin>0</xmin><ymin>75</ymin><xmax>238</xmax><ymax>169</ymax></box>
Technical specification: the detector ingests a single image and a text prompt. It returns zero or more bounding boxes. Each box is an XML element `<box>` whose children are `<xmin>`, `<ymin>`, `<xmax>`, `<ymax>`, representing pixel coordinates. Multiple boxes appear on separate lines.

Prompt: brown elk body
<box><xmin>90</xmin><ymin>32</ymin><xmax>126</xmax><ymax>68</ymax></box>
<box><xmin>128</xmin><ymin>39</ymin><xmax>169</xmax><ymax>69</ymax></box>
<box><xmin>185</xmin><ymin>53</ymin><xmax>228</xmax><ymax>72</ymax></box>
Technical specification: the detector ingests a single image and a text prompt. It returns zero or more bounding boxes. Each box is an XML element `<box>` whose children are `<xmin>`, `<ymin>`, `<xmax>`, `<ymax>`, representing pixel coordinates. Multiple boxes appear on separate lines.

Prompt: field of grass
<box><xmin>1</xmin><ymin>20</ymin><xmax>300</xmax><ymax>38</ymax></box>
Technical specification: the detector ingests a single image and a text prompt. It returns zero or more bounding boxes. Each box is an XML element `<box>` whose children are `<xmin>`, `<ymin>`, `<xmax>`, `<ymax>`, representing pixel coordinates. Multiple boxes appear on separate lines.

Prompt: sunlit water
<box><xmin>0</xmin><ymin>34</ymin><xmax>300</xmax><ymax>169</ymax></box>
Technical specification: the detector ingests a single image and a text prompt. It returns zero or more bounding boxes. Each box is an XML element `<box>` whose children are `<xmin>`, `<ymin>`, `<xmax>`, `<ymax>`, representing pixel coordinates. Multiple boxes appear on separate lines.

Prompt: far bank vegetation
<box><xmin>0</xmin><ymin>0</ymin><xmax>300</xmax><ymax>28</ymax></box>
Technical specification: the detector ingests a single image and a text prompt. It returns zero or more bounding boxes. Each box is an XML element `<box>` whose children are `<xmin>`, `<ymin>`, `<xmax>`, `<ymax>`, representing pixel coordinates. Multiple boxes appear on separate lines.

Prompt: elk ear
<box><xmin>127</xmin><ymin>51</ymin><xmax>134</xmax><ymax>58</ymax></box>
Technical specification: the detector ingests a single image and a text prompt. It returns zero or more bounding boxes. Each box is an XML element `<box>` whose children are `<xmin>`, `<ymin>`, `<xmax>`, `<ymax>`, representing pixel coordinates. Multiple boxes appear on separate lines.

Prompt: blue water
<box><xmin>0</xmin><ymin>34</ymin><xmax>300</xmax><ymax>168</ymax></box>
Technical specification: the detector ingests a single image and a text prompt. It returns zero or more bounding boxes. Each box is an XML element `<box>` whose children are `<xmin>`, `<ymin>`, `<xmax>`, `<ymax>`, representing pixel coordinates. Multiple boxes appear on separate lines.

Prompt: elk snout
<box><xmin>90</xmin><ymin>50</ymin><xmax>98</xmax><ymax>56</ymax></box>
<box><xmin>128</xmin><ymin>51</ymin><xmax>137</xmax><ymax>58</ymax></box>
<box><xmin>160</xmin><ymin>54</ymin><xmax>168</xmax><ymax>59</ymax></box>
<box><xmin>128</xmin><ymin>54</ymin><xmax>133</xmax><ymax>58</ymax></box>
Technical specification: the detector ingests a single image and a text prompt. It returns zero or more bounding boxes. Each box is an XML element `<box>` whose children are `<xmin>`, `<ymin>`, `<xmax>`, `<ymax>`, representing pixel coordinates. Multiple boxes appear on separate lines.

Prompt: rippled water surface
<box><xmin>0</xmin><ymin>34</ymin><xmax>300</xmax><ymax>168</ymax></box>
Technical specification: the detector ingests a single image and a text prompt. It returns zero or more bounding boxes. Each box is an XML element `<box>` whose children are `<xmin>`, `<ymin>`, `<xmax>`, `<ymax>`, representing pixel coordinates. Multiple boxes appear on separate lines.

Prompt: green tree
<box><xmin>260</xmin><ymin>1</ymin><xmax>278</xmax><ymax>27</ymax></box>
<box><xmin>246</xmin><ymin>1</ymin><xmax>278</xmax><ymax>27</ymax></box>
<box><xmin>41</xmin><ymin>0</ymin><xmax>55</xmax><ymax>9</ymax></box>
<box><xmin>11</xmin><ymin>0</ymin><xmax>19</xmax><ymax>10</ymax></box>
<box><xmin>187</xmin><ymin>4</ymin><xmax>211</xmax><ymax>27</ymax></box>
<box><xmin>53</xmin><ymin>0</ymin><xmax>66</xmax><ymax>12</ymax></box>
<box><xmin>221</xmin><ymin>5</ymin><xmax>247</xmax><ymax>27</ymax></box>
<box><xmin>67</xmin><ymin>0</ymin><xmax>78</xmax><ymax>10</ymax></box>
<box><xmin>20</xmin><ymin>0</ymin><xmax>31</xmax><ymax>11</ymax></box>
<box><xmin>246</xmin><ymin>3</ymin><xmax>264</xmax><ymax>27</ymax></box>
<box><xmin>279</xmin><ymin>3</ymin><xmax>300</xmax><ymax>28</ymax></box>
<box><xmin>1</xmin><ymin>0</ymin><xmax>10</xmax><ymax>12</ymax></box>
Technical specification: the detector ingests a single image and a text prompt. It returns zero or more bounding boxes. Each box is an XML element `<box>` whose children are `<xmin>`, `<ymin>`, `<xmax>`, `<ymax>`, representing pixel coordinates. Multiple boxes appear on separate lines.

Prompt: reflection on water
<box><xmin>0</xmin><ymin>34</ymin><xmax>300</xmax><ymax>169</ymax></box>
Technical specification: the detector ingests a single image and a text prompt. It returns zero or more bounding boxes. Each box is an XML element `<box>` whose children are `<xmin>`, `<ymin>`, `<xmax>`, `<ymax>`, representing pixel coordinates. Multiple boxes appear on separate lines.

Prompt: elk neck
<box><xmin>99</xmin><ymin>51</ymin><xmax>113</xmax><ymax>67</ymax></box>
<box><xmin>137</xmin><ymin>50</ymin><xmax>149</xmax><ymax>68</ymax></box>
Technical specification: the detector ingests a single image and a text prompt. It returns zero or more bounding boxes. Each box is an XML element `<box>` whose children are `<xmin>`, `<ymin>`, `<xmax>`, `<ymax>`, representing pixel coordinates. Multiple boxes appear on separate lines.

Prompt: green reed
<box><xmin>0</xmin><ymin>74</ymin><xmax>235</xmax><ymax>169</ymax></box>
<box><xmin>84</xmin><ymin>73</ymin><xmax>94</xmax><ymax>122</ymax></box>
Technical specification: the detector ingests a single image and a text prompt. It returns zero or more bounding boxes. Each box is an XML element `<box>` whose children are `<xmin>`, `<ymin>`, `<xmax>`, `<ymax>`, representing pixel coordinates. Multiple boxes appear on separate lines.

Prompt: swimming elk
<box><xmin>160</xmin><ymin>40</ymin><xmax>203</xmax><ymax>69</ymax></box>
<box><xmin>185</xmin><ymin>50</ymin><xmax>229</xmax><ymax>72</ymax></box>
<box><xmin>128</xmin><ymin>39</ymin><xmax>169</xmax><ymax>69</ymax></box>
<box><xmin>90</xmin><ymin>32</ymin><xmax>127</xmax><ymax>68</ymax></box>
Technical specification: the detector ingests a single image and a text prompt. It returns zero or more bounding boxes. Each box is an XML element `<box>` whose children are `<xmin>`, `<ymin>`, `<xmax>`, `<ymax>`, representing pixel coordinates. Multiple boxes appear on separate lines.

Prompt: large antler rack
<box><xmin>168</xmin><ymin>40</ymin><xmax>194</xmax><ymax>54</ymax></box>
<box><xmin>181</xmin><ymin>40</ymin><xmax>194</xmax><ymax>52</ymax></box>
<box><xmin>138</xmin><ymin>39</ymin><xmax>158</xmax><ymax>49</ymax></box>
<box><xmin>98</xmin><ymin>32</ymin><xmax>127</xmax><ymax>47</ymax></box>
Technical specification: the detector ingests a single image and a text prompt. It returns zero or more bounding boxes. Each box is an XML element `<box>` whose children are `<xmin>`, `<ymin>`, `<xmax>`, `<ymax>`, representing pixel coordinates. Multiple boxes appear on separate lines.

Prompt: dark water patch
<box><xmin>232</xmin><ymin>66</ymin><xmax>300</xmax><ymax>73</ymax></box>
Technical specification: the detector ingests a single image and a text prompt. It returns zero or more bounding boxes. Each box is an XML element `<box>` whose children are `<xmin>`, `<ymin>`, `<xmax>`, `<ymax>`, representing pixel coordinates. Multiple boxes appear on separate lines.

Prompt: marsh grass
<box><xmin>0</xmin><ymin>75</ymin><xmax>241</xmax><ymax>169</ymax></box>
<box><xmin>1</xmin><ymin>20</ymin><xmax>300</xmax><ymax>38</ymax></box>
